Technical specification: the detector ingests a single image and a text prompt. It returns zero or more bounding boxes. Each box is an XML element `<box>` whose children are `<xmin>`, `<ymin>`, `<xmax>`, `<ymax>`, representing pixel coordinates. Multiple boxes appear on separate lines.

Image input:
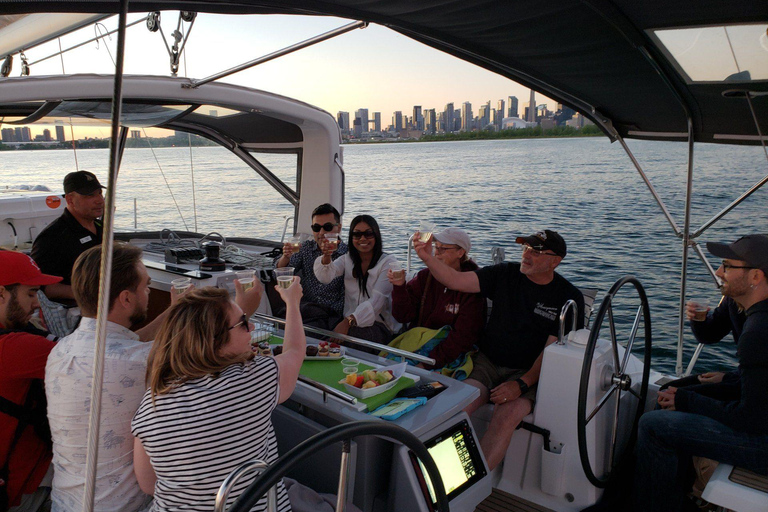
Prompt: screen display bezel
<box><xmin>409</xmin><ymin>419</ymin><xmax>487</xmax><ymax>507</ymax></box>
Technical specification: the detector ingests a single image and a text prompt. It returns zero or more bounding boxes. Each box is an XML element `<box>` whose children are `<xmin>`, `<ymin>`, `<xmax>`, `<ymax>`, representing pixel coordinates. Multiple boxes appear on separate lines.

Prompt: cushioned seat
<box><xmin>701</xmin><ymin>464</ymin><xmax>768</xmax><ymax>512</ymax></box>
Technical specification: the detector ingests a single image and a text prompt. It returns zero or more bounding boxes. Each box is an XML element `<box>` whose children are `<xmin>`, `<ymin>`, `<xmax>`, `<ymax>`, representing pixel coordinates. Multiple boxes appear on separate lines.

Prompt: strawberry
<box><xmin>355</xmin><ymin>375</ymin><xmax>364</xmax><ymax>388</ymax></box>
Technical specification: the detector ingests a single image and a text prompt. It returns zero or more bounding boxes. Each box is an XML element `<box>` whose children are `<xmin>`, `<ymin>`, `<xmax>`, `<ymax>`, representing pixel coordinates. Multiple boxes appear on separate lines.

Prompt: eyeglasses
<box><xmin>311</xmin><ymin>222</ymin><xmax>339</xmax><ymax>232</ymax></box>
<box><xmin>228</xmin><ymin>314</ymin><xmax>251</xmax><ymax>332</ymax></box>
<box><xmin>521</xmin><ymin>244</ymin><xmax>558</xmax><ymax>257</ymax></box>
<box><xmin>434</xmin><ymin>244</ymin><xmax>459</xmax><ymax>254</ymax></box>
<box><xmin>721</xmin><ymin>262</ymin><xmax>756</xmax><ymax>272</ymax></box>
<box><xmin>351</xmin><ymin>230</ymin><xmax>375</xmax><ymax>239</ymax></box>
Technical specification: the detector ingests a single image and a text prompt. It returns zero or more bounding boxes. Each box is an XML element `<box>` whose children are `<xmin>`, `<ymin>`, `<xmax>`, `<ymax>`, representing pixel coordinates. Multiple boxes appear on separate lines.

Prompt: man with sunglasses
<box><xmin>634</xmin><ymin>235</ymin><xmax>768</xmax><ymax>512</ymax></box>
<box><xmin>44</xmin><ymin>243</ymin><xmax>263</xmax><ymax>511</ymax></box>
<box><xmin>274</xmin><ymin>203</ymin><xmax>347</xmax><ymax>329</ymax></box>
<box><xmin>414</xmin><ymin>229</ymin><xmax>583</xmax><ymax>471</ymax></box>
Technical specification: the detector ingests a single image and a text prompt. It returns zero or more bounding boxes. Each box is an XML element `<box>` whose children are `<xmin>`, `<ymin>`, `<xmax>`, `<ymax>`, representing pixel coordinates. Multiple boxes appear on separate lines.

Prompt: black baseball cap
<box><xmin>63</xmin><ymin>171</ymin><xmax>105</xmax><ymax>195</ymax></box>
<box><xmin>707</xmin><ymin>235</ymin><xmax>768</xmax><ymax>274</ymax></box>
<box><xmin>515</xmin><ymin>229</ymin><xmax>567</xmax><ymax>257</ymax></box>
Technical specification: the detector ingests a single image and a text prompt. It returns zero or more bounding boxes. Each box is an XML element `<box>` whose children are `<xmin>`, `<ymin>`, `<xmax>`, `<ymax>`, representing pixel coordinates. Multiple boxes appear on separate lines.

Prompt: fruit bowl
<box><xmin>341</xmin><ymin>362</ymin><xmax>407</xmax><ymax>399</ymax></box>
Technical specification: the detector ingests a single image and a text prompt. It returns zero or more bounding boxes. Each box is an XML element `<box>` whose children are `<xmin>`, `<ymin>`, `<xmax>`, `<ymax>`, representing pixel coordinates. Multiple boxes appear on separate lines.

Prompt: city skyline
<box><xmin>7</xmin><ymin>12</ymin><xmax>557</xmax><ymax>138</ymax></box>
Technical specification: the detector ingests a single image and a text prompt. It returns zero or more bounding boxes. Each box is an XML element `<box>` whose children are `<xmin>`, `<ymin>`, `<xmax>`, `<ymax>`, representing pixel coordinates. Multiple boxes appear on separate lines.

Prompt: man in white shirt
<box><xmin>45</xmin><ymin>242</ymin><xmax>263</xmax><ymax>511</ymax></box>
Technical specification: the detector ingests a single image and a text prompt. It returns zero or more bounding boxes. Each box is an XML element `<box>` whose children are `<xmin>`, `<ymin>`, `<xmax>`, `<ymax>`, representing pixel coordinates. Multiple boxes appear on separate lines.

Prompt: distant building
<box><xmin>353</xmin><ymin>118</ymin><xmax>363</xmax><ymax>138</ymax></box>
<box><xmin>43</xmin><ymin>129</ymin><xmax>52</xmax><ymax>141</ymax></box>
<box><xmin>502</xmin><ymin>117</ymin><xmax>528</xmax><ymax>129</ymax></box>
<box><xmin>443</xmin><ymin>103</ymin><xmax>454</xmax><ymax>133</ymax></box>
<box><xmin>479</xmin><ymin>102</ymin><xmax>491</xmax><ymax>130</ymax></box>
<box><xmin>1</xmin><ymin>128</ymin><xmax>14</xmax><ymax>142</ymax></box>
<box><xmin>392</xmin><ymin>111</ymin><xmax>403</xmax><ymax>133</ymax></box>
<box><xmin>130</xmin><ymin>130</ymin><xmax>141</xmax><ymax>139</ymax></box>
<box><xmin>355</xmin><ymin>108</ymin><xmax>369</xmax><ymax>135</ymax></box>
<box><xmin>461</xmin><ymin>102</ymin><xmax>472</xmax><ymax>132</ymax></box>
<box><xmin>496</xmin><ymin>99</ymin><xmax>505</xmax><ymax>129</ymax></box>
<box><xmin>424</xmin><ymin>109</ymin><xmax>436</xmax><ymax>134</ymax></box>
<box><xmin>526</xmin><ymin>89</ymin><xmax>536</xmax><ymax>123</ymax></box>
<box><xmin>372</xmin><ymin>112</ymin><xmax>381</xmax><ymax>133</ymax></box>
<box><xmin>56</xmin><ymin>125</ymin><xmax>66</xmax><ymax>142</ymax></box>
<box><xmin>16</xmin><ymin>127</ymin><xmax>31</xmax><ymax>142</ymax></box>
<box><xmin>566</xmin><ymin>113</ymin><xmax>594</xmax><ymax>129</ymax></box>
<box><xmin>540</xmin><ymin>118</ymin><xmax>555</xmax><ymax>130</ymax></box>
<box><xmin>337</xmin><ymin>111</ymin><xmax>350</xmax><ymax>135</ymax></box>
<box><xmin>412</xmin><ymin>106</ymin><xmax>423</xmax><ymax>131</ymax></box>
<box><xmin>508</xmin><ymin>96</ymin><xmax>519</xmax><ymax>118</ymax></box>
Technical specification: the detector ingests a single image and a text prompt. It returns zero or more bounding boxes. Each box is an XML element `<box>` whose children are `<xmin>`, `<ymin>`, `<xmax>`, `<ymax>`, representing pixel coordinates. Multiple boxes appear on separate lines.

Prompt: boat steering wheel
<box><xmin>577</xmin><ymin>276</ymin><xmax>652</xmax><ymax>488</ymax></box>
<box><xmin>227</xmin><ymin>420</ymin><xmax>450</xmax><ymax>512</ymax></box>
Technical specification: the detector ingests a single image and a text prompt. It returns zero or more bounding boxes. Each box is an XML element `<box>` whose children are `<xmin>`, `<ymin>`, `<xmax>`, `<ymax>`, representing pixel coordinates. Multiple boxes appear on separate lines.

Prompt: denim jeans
<box><xmin>633</xmin><ymin>410</ymin><xmax>768</xmax><ymax>512</ymax></box>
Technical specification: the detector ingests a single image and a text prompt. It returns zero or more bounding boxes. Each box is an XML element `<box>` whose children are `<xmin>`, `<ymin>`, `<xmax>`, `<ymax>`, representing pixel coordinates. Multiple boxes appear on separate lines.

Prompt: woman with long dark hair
<box><xmin>314</xmin><ymin>215</ymin><xmax>400</xmax><ymax>344</ymax></box>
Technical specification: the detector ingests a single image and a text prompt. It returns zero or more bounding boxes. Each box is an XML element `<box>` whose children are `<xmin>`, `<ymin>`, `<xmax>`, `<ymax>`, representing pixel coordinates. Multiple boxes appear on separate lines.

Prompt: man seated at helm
<box><xmin>413</xmin><ymin>229</ymin><xmax>583</xmax><ymax>471</ymax></box>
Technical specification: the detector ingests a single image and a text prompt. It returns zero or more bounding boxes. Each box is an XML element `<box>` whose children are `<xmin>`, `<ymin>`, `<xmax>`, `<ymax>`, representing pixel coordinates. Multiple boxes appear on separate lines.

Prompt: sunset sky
<box><xmin>17</xmin><ymin>12</ymin><xmax>552</xmax><ymax>138</ymax></box>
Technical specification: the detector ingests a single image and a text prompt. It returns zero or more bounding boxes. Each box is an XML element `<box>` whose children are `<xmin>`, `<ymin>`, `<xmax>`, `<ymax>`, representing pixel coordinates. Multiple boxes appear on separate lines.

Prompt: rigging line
<box><xmin>141</xmin><ymin>127</ymin><xmax>190</xmax><ymax>231</ymax></box>
<box><xmin>723</xmin><ymin>26</ymin><xmax>741</xmax><ymax>73</ymax></box>
<box><xmin>745</xmin><ymin>93</ymin><xmax>768</xmax><ymax>164</ymax></box>
<box><xmin>181</xmin><ymin>29</ymin><xmax>199</xmax><ymax>232</ymax></box>
<box><xmin>58</xmin><ymin>37</ymin><xmax>80</xmax><ymax>171</ymax></box>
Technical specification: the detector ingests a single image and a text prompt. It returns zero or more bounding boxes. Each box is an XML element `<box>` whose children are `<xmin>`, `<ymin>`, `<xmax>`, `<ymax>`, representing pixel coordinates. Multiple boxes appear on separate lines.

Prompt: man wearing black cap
<box><xmin>634</xmin><ymin>235</ymin><xmax>768</xmax><ymax>512</ymax></box>
<box><xmin>31</xmin><ymin>171</ymin><xmax>105</xmax><ymax>303</ymax></box>
<box><xmin>0</xmin><ymin>251</ymin><xmax>62</xmax><ymax>510</ymax></box>
<box><xmin>414</xmin><ymin>228</ymin><xmax>583</xmax><ymax>471</ymax></box>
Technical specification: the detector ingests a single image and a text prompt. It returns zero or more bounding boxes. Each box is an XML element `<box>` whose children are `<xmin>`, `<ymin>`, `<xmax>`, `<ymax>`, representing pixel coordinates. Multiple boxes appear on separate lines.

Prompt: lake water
<box><xmin>2</xmin><ymin>137</ymin><xmax>767</xmax><ymax>375</ymax></box>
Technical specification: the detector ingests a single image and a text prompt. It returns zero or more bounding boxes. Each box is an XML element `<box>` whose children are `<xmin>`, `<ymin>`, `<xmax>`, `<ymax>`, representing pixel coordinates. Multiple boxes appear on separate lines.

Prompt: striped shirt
<box><xmin>131</xmin><ymin>357</ymin><xmax>291</xmax><ymax>512</ymax></box>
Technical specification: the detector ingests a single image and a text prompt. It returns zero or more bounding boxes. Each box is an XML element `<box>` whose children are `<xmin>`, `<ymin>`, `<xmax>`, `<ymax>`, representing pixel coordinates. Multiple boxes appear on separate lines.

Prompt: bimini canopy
<box><xmin>1</xmin><ymin>0</ymin><xmax>767</xmax><ymax>145</ymax></box>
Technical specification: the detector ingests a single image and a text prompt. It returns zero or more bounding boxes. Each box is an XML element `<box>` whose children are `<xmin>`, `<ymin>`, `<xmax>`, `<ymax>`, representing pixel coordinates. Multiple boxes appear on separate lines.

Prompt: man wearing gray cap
<box><xmin>634</xmin><ymin>234</ymin><xmax>768</xmax><ymax>512</ymax></box>
<box><xmin>414</xmin><ymin>228</ymin><xmax>583</xmax><ymax>470</ymax></box>
<box><xmin>31</xmin><ymin>171</ymin><xmax>105</xmax><ymax>304</ymax></box>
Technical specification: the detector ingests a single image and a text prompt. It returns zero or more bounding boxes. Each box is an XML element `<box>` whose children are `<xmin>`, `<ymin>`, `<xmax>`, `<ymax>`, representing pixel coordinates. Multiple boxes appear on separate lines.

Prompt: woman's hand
<box><xmin>275</xmin><ymin>276</ymin><xmax>303</xmax><ymax>306</ymax></box>
<box><xmin>235</xmin><ymin>278</ymin><xmax>263</xmax><ymax>317</ymax></box>
<box><xmin>413</xmin><ymin>233</ymin><xmax>434</xmax><ymax>262</ymax></box>
<box><xmin>657</xmin><ymin>386</ymin><xmax>677</xmax><ymax>411</ymax></box>
<box><xmin>387</xmin><ymin>268</ymin><xmax>406</xmax><ymax>286</ymax></box>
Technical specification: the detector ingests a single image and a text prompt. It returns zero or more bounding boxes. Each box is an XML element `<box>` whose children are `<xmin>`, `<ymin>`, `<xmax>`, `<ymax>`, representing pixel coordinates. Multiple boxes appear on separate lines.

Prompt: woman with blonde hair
<box><xmin>131</xmin><ymin>280</ymin><xmax>305</xmax><ymax>512</ymax></box>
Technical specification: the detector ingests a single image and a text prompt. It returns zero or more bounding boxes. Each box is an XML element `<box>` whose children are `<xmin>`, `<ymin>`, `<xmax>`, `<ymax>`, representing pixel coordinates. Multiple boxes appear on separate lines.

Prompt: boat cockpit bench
<box><xmin>702</xmin><ymin>464</ymin><xmax>768</xmax><ymax>512</ymax></box>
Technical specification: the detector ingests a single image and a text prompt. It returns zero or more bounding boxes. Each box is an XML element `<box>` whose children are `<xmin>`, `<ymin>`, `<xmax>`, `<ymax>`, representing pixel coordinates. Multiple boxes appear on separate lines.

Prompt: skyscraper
<box><xmin>1</xmin><ymin>128</ymin><xmax>14</xmax><ymax>142</ymax></box>
<box><xmin>392</xmin><ymin>111</ymin><xmax>403</xmax><ymax>133</ymax></box>
<box><xmin>425</xmin><ymin>109</ymin><xmax>436</xmax><ymax>134</ymax></box>
<box><xmin>355</xmin><ymin>109</ymin><xmax>369</xmax><ymax>135</ymax></box>
<box><xmin>412</xmin><ymin>106</ymin><xmax>423</xmax><ymax>131</ymax></box>
<box><xmin>337</xmin><ymin>111</ymin><xmax>350</xmax><ymax>135</ymax></box>
<box><xmin>527</xmin><ymin>89</ymin><xmax>536</xmax><ymax>123</ymax></box>
<box><xmin>508</xmin><ymin>96</ymin><xmax>519</xmax><ymax>118</ymax></box>
<box><xmin>372</xmin><ymin>112</ymin><xmax>381</xmax><ymax>132</ymax></box>
<box><xmin>497</xmin><ymin>99</ymin><xmax>505</xmax><ymax>128</ymax></box>
<box><xmin>461</xmin><ymin>102</ymin><xmax>472</xmax><ymax>132</ymax></box>
<box><xmin>55</xmin><ymin>125</ymin><xmax>66</xmax><ymax>142</ymax></box>
<box><xmin>478</xmin><ymin>102</ymin><xmax>491</xmax><ymax>129</ymax></box>
<box><xmin>353</xmin><ymin>118</ymin><xmax>362</xmax><ymax>138</ymax></box>
<box><xmin>443</xmin><ymin>103</ymin><xmax>454</xmax><ymax>133</ymax></box>
<box><xmin>43</xmin><ymin>129</ymin><xmax>52</xmax><ymax>141</ymax></box>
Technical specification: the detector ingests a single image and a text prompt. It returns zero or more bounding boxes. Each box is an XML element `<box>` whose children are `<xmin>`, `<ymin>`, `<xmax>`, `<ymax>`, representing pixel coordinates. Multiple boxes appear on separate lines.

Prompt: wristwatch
<box><xmin>347</xmin><ymin>315</ymin><xmax>357</xmax><ymax>327</ymax></box>
<box><xmin>514</xmin><ymin>378</ymin><xmax>529</xmax><ymax>395</ymax></box>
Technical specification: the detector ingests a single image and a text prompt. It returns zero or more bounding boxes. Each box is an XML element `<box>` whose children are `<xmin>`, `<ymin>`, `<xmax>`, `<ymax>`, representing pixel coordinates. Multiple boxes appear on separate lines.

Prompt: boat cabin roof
<box><xmin>1</xmin><ymin>1</ymin><xmax>766</xmax><ymax>146</ymax></box>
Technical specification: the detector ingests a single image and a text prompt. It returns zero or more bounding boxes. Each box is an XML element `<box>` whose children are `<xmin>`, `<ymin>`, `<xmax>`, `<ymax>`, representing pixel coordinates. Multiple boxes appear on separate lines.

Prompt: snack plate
<box><xmin>341</xmin><ymin>362</ymin><xmax>407</xmax><ymax>399</ymax></box>
<box><xmin>300</xmin><ymin>344</ymin><xmax>345</xmax><ymax>361</ymax></box>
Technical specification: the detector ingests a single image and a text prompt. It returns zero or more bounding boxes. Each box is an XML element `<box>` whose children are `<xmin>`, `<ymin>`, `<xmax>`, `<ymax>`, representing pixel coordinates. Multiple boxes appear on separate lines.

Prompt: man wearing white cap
<box><xmin>414</xmin><ymin>229</ymin><xmax>583</xmax><ymax>470</ymax></box>
<box><xmin>0</xmin><ymin>251</ymin><xmax>62</xmax><ymax>511</ymax></box>
<box><xmin>634</xmin><ymin>235</ymin><xmax>768</xmax><ymax>512</ymax></box>
<box><xmin>390</xmin><ymin>228</ymin><xmax>485</xmax><ymax>369</ymax></box>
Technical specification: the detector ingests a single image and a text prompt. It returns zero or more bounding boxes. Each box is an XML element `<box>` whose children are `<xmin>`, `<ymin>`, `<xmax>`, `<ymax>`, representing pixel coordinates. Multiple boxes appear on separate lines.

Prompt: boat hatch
<box><xmin>650</xmin><ymin>24</ymin><xmax>768</xmax><ymax>84</ymax></box>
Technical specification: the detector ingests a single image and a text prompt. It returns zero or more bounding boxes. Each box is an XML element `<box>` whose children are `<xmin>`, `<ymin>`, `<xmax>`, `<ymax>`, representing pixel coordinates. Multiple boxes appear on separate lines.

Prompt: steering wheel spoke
<box><xmin>586</xmin><ymin>383</ymin><xmax>619</xmax><ymax>424</ymax></box>
<box><xmin>577</xmin><ymin>276</ymin><xmax>652</xmax><ymax>488</ymax></box>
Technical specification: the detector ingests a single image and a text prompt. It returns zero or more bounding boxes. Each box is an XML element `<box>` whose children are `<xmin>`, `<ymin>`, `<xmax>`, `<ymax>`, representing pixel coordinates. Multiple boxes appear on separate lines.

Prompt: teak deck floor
<box><xmin>475</xmin><ymin>488</ymin><xmax>556</xmax><ymax>512</ymax></box>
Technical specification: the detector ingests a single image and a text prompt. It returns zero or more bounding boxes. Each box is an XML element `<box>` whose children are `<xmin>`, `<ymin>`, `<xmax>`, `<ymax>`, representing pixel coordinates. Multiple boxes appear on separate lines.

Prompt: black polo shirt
<box><xmin>31</xmin><ymin>208</ymin><xmax>103</xmax><ymax>286</ymax></box>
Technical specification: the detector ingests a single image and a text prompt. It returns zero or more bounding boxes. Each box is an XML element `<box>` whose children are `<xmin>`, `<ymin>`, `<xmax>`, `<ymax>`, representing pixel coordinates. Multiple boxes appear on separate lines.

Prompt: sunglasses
<box><xmin>521</xmin><ymin>243</ymin><xmax>558</xmax><ymax>257</ymax></box>
<box><xmin>311</xmin><ymin>222</ymin><xmax>339</xmax><ymax>232</ymax></box>
<box><xmin>228</xmin><ymin>314</ymin><xmax>251</xmax><ymax>332</ymax></box>
<box><xmin>351</xmin><ymin>230</ymin><xmax>376</xmax><ymax>239</ymax></box>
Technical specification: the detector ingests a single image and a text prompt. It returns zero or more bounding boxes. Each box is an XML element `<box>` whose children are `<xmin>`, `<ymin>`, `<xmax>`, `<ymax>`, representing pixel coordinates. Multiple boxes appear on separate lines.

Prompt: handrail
<box><xmin>297</xmin><ymin>375</ymin><xmax>357</xmax><ymax>405</ymax></box>
<box><xmin>557</xmin><ymin>299</ymin><xmax>578</xmax><ymax>345</ymax></box>
<box><xmin>280</xmin><ymin>216</ymin><xmax>294</xmax><ymax>244</ymax></box>
<box><xmin>215</xmin><ymin>460</ymin><xmax>277</xmax><ymax>512</ymax></box>
<box><xmin>251</xmin><ymin>312</ymin><xmax>436</xmax><ymax>366</ymax></box>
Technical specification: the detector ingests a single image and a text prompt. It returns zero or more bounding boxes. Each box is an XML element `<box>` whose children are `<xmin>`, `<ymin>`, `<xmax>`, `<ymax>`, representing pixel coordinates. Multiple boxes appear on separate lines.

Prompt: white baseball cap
<box><xmin>433</xmin><ymin>227</ymin><xmax>471</xmax><ymax>253</ymax></box>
